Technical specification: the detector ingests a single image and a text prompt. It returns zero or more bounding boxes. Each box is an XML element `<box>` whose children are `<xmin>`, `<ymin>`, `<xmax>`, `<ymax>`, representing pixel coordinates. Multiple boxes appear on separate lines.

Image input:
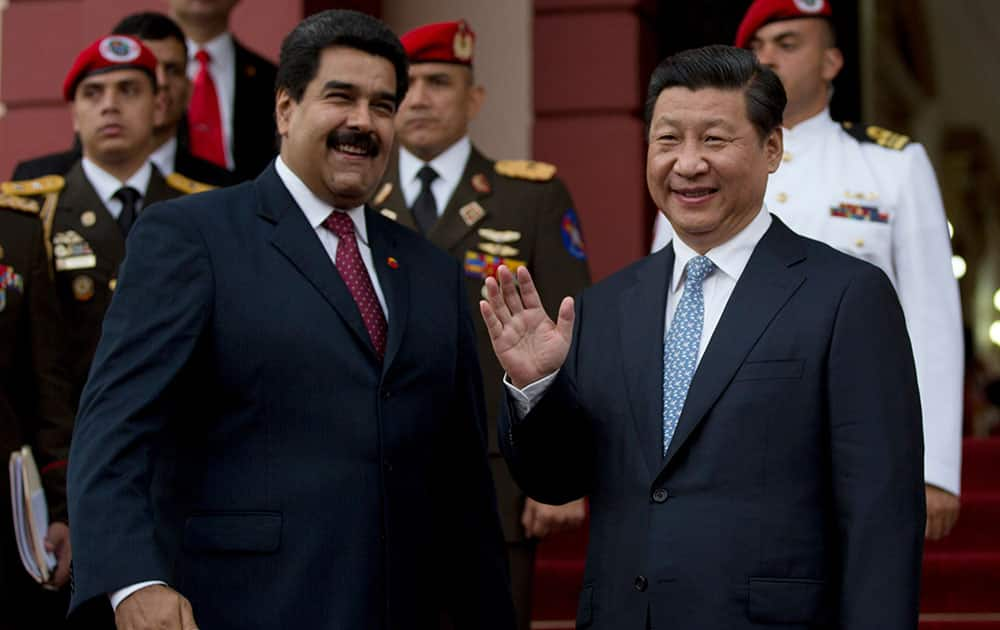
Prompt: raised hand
<box><xmin>480</xmin><ymin>265</ymin><xmax>574</xmax><ymax>389</ymax></box>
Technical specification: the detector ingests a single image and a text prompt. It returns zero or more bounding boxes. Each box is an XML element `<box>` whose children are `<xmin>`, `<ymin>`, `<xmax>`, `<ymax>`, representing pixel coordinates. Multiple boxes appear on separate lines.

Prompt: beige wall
<box><xmin>383</xmin><ymin>0</ymin><xmax>533</xmax><ymax>160</ymax></box>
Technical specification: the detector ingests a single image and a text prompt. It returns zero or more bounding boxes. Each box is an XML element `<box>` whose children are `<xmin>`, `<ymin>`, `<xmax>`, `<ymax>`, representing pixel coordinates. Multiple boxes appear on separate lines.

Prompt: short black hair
<box><xmin>111</xmin><ymin>12</ymin><xmax>187</xmax><ymax>54</ymax></box>
<box><xmin>644</xmin><ymin>45</ymin><xmax>786</xmax><ymax>141</ymax></box>
<box><xmin>277</xmin><ymin>10</ymin><xmax>408</xmax><ymax>105</ymax></box>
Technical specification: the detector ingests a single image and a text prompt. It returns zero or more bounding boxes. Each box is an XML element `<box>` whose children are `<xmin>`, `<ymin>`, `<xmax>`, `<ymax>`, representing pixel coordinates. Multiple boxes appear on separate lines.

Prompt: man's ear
<box><xmin>766</xmin><ymin>127</ymin><xmax>784</xmax><ymax>174</ymax></box>
<box><xmin>821</xmin><ymin>47</ymin><xmax>844</xmax><ymax>83</ymax></box>
<box><xmin>275</xmin><ymin>88</ymin><xmax>293</xmax><ymax>136</ymax></box>
<box><xmin>466</xmin><ymin>84</ymin><xmax>485</xmax><ymax>122</ymax></box>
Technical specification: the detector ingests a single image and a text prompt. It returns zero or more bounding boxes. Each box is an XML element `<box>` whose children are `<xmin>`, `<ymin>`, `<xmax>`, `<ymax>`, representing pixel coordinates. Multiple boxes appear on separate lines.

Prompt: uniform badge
<box><xmin>374</xmin><ymin>182</ymin><xmax>393</xmax><ymax>205</ymax></box>
<box><xmin>109</xmin><ymin>278</ymin><xmax>117</xmax><ymax>291</ymax></box>
<box><xmin>387</xmin><ymin>257</ymin><xmax>399</xmax><ymax>269</ymax></box>
<box><xmin>453</xmin><ymin>22</ymin><xmax>474</xmax><ymax>61</ymax></box>
<box><xmin>459</xmin><ymin>201</ymin><xmax>486</xmax><ymax>227</ymax></box>
<box><xmin>81</xmin><ymin>210</ymin><xmax>97</xmax><ymax>227</ymax></box>
<box><xmin>53</xmin><ymin>230</ymin><xmax>97</xmax><ymax>271</ymax></box>
<box><xmin>477</xmin><ymin>228</ymin><xmax>521</xmax><ymax>243</ymax></box>
<box><xmin>793</xmin><ymin>0</ymin><xmax>826</xmax><ymax>13</ymax></box>
<box><xmin>0</xmin><ymin>264</ymin><xmax>25</xmax><ymax>313</ymax></box>
<box><xmin>379</xmin><ymin>208</ymin><xmax>398</xmax><ymax>221</ymax></box>
<box><xmin>479</xmin><ymin>242</ymin><xmax>520</xmax><ymax>257</ymax></box>
<box><xmin>471</xmin><ymin>173</ymin><xmax>491</xmax><ymax>194</ymax></box>
<box><xmin>830</xmin><ymin>203</ymin><xmax>889</xmax><ymax>224</ymax></box>
<box><xmin>72</xmin><ymin>275</ymin><xmax>95</xmax><ymax>302</ymax></box>
<box><xmin>464</xmin><ymin>250</ymin><xmax>526</xmax><ymax>280</ymax></box>
<box><xmin>560</xmin><ymin>208</ymin><xmax>587</xmax><ymax>260</ymax></box>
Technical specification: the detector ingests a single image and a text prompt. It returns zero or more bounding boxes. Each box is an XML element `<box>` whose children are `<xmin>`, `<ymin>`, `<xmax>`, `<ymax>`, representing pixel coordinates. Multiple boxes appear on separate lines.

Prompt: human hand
<box><xmin>480</xmin><ymin>265</ymin><xmax>574</xmax><ymax>389</ymax></box>
<box><xmin>521</xmin><ymin>497</ymin><xmax>587</xmax><ymax>539</ymax></box>
<box><xmin>925</xmin><ymin>484</ymin><xmax>960</xmax><ymax>540</ymax></box>
<box><xmin>44</xmin><ymin>521</ymin><xmax>71</xmax><ymax>588</ymax></box>
<box><xmin>115</xmin><ymin>585</ymin><xmax>197</xmax><ymax>630</ymax></box>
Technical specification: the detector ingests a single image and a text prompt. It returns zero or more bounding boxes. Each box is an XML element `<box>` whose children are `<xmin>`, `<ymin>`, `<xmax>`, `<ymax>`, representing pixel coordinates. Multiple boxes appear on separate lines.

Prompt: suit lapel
<box><xmin>620</xmin><ymin>246</ymin><xmax>673</xmax><ymax>479</ymax></box>
<box><xmin>367</xmin><ymin>208</ymin><xmax>409</xmax><ymax>371</ymax></box>
<box><xmin>428</xmin><ymin>148</ymin><xmax>493</xmax><ymax>252</ymax></box>
<box><xmin>659</xmin><ymin>219</ymin><xmax>807</xmax><ymax>475</ymax></box>
<box><xmin>256</xmin><ymin>167</ymin><xmax>379</xmax><ymax>360</ymax></box>
<box><xmin>378</xmin><ymin>153</ymin><xmax>417</xmax><ymax>230</ymax></box>
<box><xmin>145</xmin><ymin>166</ymin><xmax>180</xmax><ymax>205</ymax></box>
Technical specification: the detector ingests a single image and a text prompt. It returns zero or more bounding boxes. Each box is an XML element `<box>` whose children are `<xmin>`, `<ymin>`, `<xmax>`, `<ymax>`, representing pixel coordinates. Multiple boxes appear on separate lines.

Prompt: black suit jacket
<box><xmin>67</xmin><ymin>164</ymin><xmax>514</xmax><ymax>629</ymax></box>
<box><xmin>229</xmin><ymin>38</ymin><xmax>277</xmax><ymax>181</ymax></box>
<box><xmin>500</xmin><ymin>217</ymin><xmax>925</xmax><ymax>629</ymax></box>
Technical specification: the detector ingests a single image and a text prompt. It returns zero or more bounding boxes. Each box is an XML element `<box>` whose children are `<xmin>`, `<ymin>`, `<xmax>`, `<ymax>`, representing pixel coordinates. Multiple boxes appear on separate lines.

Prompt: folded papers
<box><xmin>9</xmin><ymin>446</ymin><xmax>56</xmax><ymax>584</ymax></box>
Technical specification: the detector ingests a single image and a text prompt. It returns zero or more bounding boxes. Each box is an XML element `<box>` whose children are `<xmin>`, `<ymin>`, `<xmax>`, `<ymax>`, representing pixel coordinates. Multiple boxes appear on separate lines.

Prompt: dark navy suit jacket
<box><xmin>500</xmin><ymin>217</ymin><xmax>925</xmax><ymax>629</ymax></box>
<box><xmin>68</xmin><ymin>164</ymin><xmax>515</xmax><ymax>629</ymax></box>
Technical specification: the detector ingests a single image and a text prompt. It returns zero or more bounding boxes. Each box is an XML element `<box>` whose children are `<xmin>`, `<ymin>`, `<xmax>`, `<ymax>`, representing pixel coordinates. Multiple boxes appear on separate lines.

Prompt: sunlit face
<box><xmin>72</xmin><ymin>68</ymin><xmax>158</xmax><ymax>166</ymax></box>
<box><xmin>646</xmin><ymin>87</ymin><xmax>782</xmax><ymax>253</ymax></box>
<box><xmin>142</xmin><ymin>37</ymin><xmax>190</xmax><ymax>132</ymax></box>
<box><xmin>395</xmin><ymin>62</ymin><xmax>483</xmax><ymax>161</ymax></box>
<box><xmin>748</xmin><ymin>18</ymin><xmax>843</xmax><ymax>126</ymax></box>
<box><xmin>276</xmin><ymin>46</ymin><xmax>397</xmax><ymax>209</ymax></box>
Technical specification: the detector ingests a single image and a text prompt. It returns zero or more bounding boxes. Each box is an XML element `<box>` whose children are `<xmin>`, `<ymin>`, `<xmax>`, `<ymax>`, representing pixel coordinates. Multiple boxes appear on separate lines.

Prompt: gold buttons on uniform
<box><xmin>776</xmin><ymin>192</ymin><xmax>788</xmax><ymax>203</ymax></box>
<box><xmin>782</xmin><ymin>152</ymin><xmax>792</xmax><ymax>162</ymax></box>
<box><xmin>81</xmin><ymin>211</ymin><xmax>97</xmax><ymax>227</ymax></box>
<box><xmin>855</xmin><ymin>239</ymin><xmax>865</xmax><ymax>248</ymax></box>
<box><xmin>109</xmin><ymin>278</ymin><xmax>117</xmax><ymax>291</ymax></box>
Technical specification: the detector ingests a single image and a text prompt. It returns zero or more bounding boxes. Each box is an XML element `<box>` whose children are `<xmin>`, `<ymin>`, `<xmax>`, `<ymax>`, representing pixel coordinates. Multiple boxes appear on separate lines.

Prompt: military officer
<box><xmin>651</xmin><ymin>0</ymin><xmax>963</xmax><ymax>540</ymax></box>
<box><xmin>3</xmin><ymin>35</ymin><xmax>213</xmax><ymax>406</ymax></box>
<box><xmin>0</xmin><ymin>197</ymin><xmax>77</xmax><ymax>627</ymax></box>
<box><xmin>375</xmin><ymin>19</ymin><xmax>591</xmax><ymax>629</ymax></box>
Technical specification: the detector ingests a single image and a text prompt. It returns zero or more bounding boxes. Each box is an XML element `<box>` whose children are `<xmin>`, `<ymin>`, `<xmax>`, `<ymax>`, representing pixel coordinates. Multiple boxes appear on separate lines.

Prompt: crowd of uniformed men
<box><xmin>0</xmin><ymin>0</ymin><xmax>962</xmax><ymax>628</ymax></box>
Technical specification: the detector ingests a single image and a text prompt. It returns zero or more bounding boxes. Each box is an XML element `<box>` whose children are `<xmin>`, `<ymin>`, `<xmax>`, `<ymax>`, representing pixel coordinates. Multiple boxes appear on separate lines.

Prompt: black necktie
<box><xmin>412</xmin><ymin>165</ymin><xmax>439</xmax><ymax>235</ymax></box>
<box><xmin>114</xmin><ymin>186</ymin><xmax>142</xmax><ymax>237</ymax></box>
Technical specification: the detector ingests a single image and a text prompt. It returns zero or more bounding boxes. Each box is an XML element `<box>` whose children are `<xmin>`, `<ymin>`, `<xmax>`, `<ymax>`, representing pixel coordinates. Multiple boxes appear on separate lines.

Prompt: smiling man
<box><xmin>66</xmin><ymin>10</ymin><xmax>514</xmax><ymax>630</ymax></box>
<box><xmin>483</xmin><ymin>45</ymin><xmax>925</xmax><ymax>628</ymax></box>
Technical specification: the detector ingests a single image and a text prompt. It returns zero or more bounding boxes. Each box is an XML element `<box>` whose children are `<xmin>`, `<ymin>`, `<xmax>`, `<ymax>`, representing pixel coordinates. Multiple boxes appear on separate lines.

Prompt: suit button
<box><xmin>651</xmin><ymin>488</ymin><xmax>669</xmax><ymax>503</ymax></box>
<box><xmin>634</xmin><ymin>575</ymin><xmax>648</xmax><ymax>592</ymax></box>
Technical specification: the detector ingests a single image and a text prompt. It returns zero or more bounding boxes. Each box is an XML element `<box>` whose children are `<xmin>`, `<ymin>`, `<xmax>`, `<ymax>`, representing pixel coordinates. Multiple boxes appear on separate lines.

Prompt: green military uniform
<box><xmin>378</xmin><ymin>146</ymin><xmax>591</xmax><ymax>624</ymax></box>
<box><xmin>3</xmin><ymin>162</ymin><xmax>208</xmax><ymax>404</ymax></box>
<box><xmin>0</xmin><ymin>196</ymin><xmax>76</xmax><ymax>627</ymax></box>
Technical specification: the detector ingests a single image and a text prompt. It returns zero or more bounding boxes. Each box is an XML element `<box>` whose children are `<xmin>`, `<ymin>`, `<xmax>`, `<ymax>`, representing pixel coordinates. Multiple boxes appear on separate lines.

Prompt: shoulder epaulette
<box><xmin>1</xmin><ymin>175</ymin><xmax>66</xmax><ymax>196</ymax></box>
<box><xmin>841</xmin><ymin>122</ymin><xmax>912</xmax><ymax>151</ymax></box>
<box><xmin>167</xmin><ymin>172</ymin><xmax>217</xmax><ymax>195</ymax></box>
<box><xmin>495</xmin><ymin>160</ymin><xmax>557</xmax><ymax>182</ymax></box>
<box><xmin>0</xmin><ymin>193</ymin><xmax>41</xmax><ymax>214</ymax></box>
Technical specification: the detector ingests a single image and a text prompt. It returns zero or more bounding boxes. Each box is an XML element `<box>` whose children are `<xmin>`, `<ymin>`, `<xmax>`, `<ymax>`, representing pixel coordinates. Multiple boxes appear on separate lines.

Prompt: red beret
<box><xmin>400</xmin><ymin>20</ymin><xmax>475</xmax><ymax>66</ymax></box>
<box><xmin>62</xmin><ymin>35</ymin><xmax>158</xmax><ymax>101</ymax></box>
<box><xmin>734</xmin><ymin>0</ymin><xmax>833</xmax><ymax>49</ymax></box>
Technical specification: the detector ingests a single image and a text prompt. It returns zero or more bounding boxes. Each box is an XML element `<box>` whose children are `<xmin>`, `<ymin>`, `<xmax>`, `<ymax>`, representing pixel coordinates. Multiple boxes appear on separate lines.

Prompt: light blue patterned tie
<box><xmin>662</xmin><ymin>255</ymin><xmax>715</xmax><ymax>455</ymax></box>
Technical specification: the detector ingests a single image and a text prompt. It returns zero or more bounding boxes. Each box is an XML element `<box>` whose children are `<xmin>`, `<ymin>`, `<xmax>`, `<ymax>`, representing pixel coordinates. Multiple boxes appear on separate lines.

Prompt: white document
<box><xmin>8</xmin><ymin>446</ymin><xmax>56</xmax><ymax>583</ymax></box>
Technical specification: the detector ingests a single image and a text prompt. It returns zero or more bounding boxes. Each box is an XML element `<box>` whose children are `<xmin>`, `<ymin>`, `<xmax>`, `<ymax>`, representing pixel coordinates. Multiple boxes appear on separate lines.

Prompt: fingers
<box><xmin>515</xmin><ymin>266</ymin><xmax>542</xmax><ymax>310</ymax></box>
<box><xmin>556</xmin><ymin>297</ymin><xmax>575</xmax><ymax>342</ymax></box>
<box><xmin>483</xmin><ymin>273</ymin><xmax>511</xmax><ymax>326</ymax></box>
<box><xmin>498</xmin><ymin>266</ymin><xmax>523</xmax><ymax>316</ymax></box>
<box><xmin>180</xmin><ymin>596</ymin><xmax>198</xmax><ymax>630</ymax></box>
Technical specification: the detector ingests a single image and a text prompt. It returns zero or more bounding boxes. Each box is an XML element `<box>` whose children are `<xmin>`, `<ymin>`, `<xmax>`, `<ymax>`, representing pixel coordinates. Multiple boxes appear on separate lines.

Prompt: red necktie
<box><xmin>323</xmin><ymin>211</ymin><xmax>388</xmax><ymax>359</ymax></box>
<box><xmin>188</xmin><ymin>49</ymin><xmax>226</xmax><ymax>168</ymax></box>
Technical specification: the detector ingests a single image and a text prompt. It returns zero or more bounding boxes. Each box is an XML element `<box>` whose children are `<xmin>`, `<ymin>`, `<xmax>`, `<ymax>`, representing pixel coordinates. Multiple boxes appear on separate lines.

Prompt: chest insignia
<box><xmin>373</xmin><ymin>182</ymin><xmax>393</xmax><ymax>206</ymax></box>
<box><xmin>830</xmin><ymin>203</ymin><xmax>889</xmax><ymax>224</ymax></box>
<box><xmin>478</xmin><ymin>242</ymin><xmax>520</xmax><ymax>257</ymax></box>
<box><xmin>53</xmin><ymin>230</ymin><xmax>97</xmax><ymax>271</ymax></box>
<box><xmin>478</xmin><ymin>228</ymin><xmax>521</xmax><ymax>243</ymax></box>
<box><xmin>464</xmin><ymin>250</ymin><xmax>526</xmax><ymax>280</ymax></box>
<box><xmin>459</xmin><ymin>201</ymin><xmax>486</xmax><ymax>227</ymax></box>
<box><xmin>0</xmin><ymin>264</ymin><xmax>25</xmax><ymax>312</ymax></box>
<box><xmin>379</xmin><ymin>208</ymin><xmax>398</xmax><ymax>221</ymax></box>
<box><xmin>72</xmin><ymin>275</ymin><xmax>95</xmax><ymax>302</ymax></box>
<box><xmin>560</xmin><ymin>208</ymin><xmax>587</xmax><ymax>260</ymax></box>
<box><xmin>471</xmin><ymin>173</ymin><xmax>491</xmax><ymax>194</ymax></box>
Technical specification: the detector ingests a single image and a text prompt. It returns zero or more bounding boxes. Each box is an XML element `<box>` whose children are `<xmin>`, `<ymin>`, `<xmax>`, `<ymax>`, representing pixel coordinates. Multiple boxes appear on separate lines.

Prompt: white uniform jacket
<box><xmin>652</xmin><ymin>108</ymin><xmax>963</xmax><ymax>495</ymax></box>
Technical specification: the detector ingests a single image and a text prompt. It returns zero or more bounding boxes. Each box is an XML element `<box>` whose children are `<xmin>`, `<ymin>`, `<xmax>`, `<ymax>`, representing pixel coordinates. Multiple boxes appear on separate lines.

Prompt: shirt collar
<box><xmin>670</xmin><ymin>205</ymin><xmax>772</xmax><ymax>293</ymax></box>
<box><xmin>150</xmin><ymin>136</ymin><xmax>178</xmax><ymax>176</ymax></box>
<box><xmin>80</xmin><ymin>157</ymin><xmax>153</xmax><ymax>206</ymax></box>
<box><xmin>188</xmin><ymin>31</ymin><xmax>234</xmax><ymax>68</ymax></box>
<box><xmin>398</xmin><ymin>136</ymin><xmax>471</xmax><ymax>187</ymax></box>
<box><xmin>784</xmin><ymin>106</ymin><xmax>835</xmax><ymax>139</ymax></box>
<box><xmin>274</xmin><ymin>156</ymin><xmax>367</xmax><ymax>239</ymax></box>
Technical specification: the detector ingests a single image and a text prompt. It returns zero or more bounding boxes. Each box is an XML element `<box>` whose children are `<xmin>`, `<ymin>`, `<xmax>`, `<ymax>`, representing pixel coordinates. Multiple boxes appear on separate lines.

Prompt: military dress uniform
<box><xmin>0</xmin><ymin>196</ymin><xmax>77</xmax><ymax>628</ymax></box>
<box><xmin>653</xmin><ymin>108</ymin><xmax>963</xmax><ymax>495</ymax></box>
<box><xmin>2</xmin><ymin>161</ymin><xmax>208</xmax><ymax>404</ymax></box>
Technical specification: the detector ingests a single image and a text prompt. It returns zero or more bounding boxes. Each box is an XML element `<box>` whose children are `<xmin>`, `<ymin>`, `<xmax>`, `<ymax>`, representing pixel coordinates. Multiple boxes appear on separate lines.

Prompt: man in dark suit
<box><xmin>482</xmin><ymin>46</ymin><xmax>925</xmax><ymax>629</ymax></box>
<box><xmin>68</xmin><ymin>11</ymin><xmax>514</xmax><ymax>630</ymax></box>
<box><xmin>11</xmin><ymin>12</ymin><xmax>234</xmax><ymax>189</ymax></box>
<box><xmin>376</xmin><ymin>21</ymin><xmax>590</xmax><ymax>627</ymax></box>
<box><xmin>169</xmin><ymin>0</ymin><xmax>277</xmax><ymax>181</ymax></box>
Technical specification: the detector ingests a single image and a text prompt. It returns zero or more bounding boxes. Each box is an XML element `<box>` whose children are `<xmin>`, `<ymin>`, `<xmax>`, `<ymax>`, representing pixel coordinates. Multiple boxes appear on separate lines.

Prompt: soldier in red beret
<box><xmin>375</xmin><ymin>19</ymin><xmax>592</xmax><ymax>630</ymax></box>
<box><xmin>652</xmin><ymin>0</ymin><xmax>963</xmax><ymax>543</ymax></box>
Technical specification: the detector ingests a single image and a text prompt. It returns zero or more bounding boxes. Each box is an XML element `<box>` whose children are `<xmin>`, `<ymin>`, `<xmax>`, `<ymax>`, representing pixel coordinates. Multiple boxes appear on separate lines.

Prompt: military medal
<box><xmin>459</xmin><ymin>202</ymin><xmax>486</xmax><ymax>227</ymax></box>
<box><xmin>379</xmin><ymin>208</ymin><xmax>398</xmax><ymax>221</ymax></box>
<box><xmin>471</xmin><ymin>173</ymin><xmax>491</xmax><ymax>194</ymax></box>
<box><xmin>72</xmin><ymin>275</ymin><xmax>95</xmax><ymax>301</ymax></box>
<box><xmin>374</xmin><ymin>182</ymin><xmax>393</xmax><ymax>205</ymax></box>
<box><xmin>81</xmin><ymin>210</ymin><xmax>97</xmax><ymax>227</ymax></box>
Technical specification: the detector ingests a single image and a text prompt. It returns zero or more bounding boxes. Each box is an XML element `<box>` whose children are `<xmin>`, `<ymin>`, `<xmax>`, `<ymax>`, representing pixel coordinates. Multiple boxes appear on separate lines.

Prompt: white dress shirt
<box><xmin>509</xmin><ymin>206</ymin><xmax>772</xmax><ymax>416</ymax></box>
<box><xmin>187</xmin><ymin>32</ymin><xmax>236</xmax><ymax>170</ymax></box>
<box><xmin>109</xmin><ymin>155</ymin><xmax>390</xmax><ymax>610</ymax></box>
<box><xmin>651</xmin><ymin>108</ymin><xmax>964</xmax><ymax>494</ymax></box>
<box><xmin>398</xmin><ymin>136</ymin><xmax>471</xmax><ymax>214</ymax></box>
<box><xmin>149</xmin><ymin>136</ymin><xmax>178</xmax><ymax>177</ymax></box>
<box><xmin>80</xmin><ymin>158</ymin><xmax>153</xmax><ymax>219</ymax></box>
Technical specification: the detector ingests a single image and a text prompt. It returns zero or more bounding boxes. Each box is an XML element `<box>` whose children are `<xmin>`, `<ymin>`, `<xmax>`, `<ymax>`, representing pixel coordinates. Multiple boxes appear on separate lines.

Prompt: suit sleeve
<box><xmin>442</xmin><ymin>263</ymin><xmax>517</xmax><ymax>630</ymax></box>
<box><xmin>498</xmin><ymin>293</ymin><xmax>595</xmax><ymax>506</ymax></box>
<box><xmin>67</xmin><ymin>201</ymin><xmax>213</xmax><ymax>610</ymax></box>
<box><xmin>26</xmin><ymin>219</ymin><xmax>75</xmax><ymax>523</ymax></box>
<box><xmin>891</xmin><ymin>144</ymin><xmax>963</xmax><ymax>495</ymax></box>
<box><xmin>530</xmin><ymin>178</ymin><xmax>591</xmax><ymax>319</ymax></box>
<box><xmin>827</xmin><ymin>265</ymin><xmax>925</xmax><ymax>629</ymax></box>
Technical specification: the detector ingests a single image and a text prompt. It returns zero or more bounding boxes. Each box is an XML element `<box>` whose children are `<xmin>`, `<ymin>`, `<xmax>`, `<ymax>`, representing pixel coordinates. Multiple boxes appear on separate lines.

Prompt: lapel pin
<box><xmin>374</xmin><ymin>182</ymin><xmax>393</xmax><ymax>205</ymax></box>
<box><xmin>387</xmin><ymin>257</ymin><xmax>399</xmax><ymax>269</ymax></box>
<box><xmin>81</xmin><ymin>210</ymin><xmax>97</xmax><ymax>227</ymax></box>
<box><xmin>459</xmin><ymin>201</ymin><xmax>486</xmax><ymax>227</ymax></box>
<box><xmin>471</xmin><ymin>173</ymin><xmax>491</xmax><ymax>194</ymax></box>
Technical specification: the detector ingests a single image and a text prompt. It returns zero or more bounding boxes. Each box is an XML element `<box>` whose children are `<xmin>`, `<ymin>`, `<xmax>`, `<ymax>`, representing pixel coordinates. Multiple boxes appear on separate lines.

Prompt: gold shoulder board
<box><xmin>842</xmin><ymin>122</ymin><xmax>912</xmax><ymax>151</ymax></box>
<box><xmin>167</xmin><ymin>173</ymin><xmax>217</xmax><ymax>195</ymax></box>
<box><xmin>0</xmin><ymin>193</ymin><xmax>41</xmax><ymax>214</ymax></box>
<box><xmin>495</xmin><ymin>160</ymin><xmax>557</xmax><ymax>182</ymax></box>
<box><xmin>1</xmin><ymin>174</ymin><xmax>66</xmax><ymax>196</ymax></box>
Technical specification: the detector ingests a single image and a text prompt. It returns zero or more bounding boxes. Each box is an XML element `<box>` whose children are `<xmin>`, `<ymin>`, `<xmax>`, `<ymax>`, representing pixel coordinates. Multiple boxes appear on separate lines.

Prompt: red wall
<box><xmin>533</xmin><ymin>0</ymin><xmax>657</xmax><ymax>281</ymax></box>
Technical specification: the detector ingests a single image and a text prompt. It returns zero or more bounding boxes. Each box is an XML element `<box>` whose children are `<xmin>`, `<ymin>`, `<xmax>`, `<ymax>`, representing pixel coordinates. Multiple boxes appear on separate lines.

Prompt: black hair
<box><xmin>276</xmin><ymin>10</ymin><xmax>408</xmax><ymax>104</ymax></box>
<box><xmin>644</xmin><ymin>45</ymin><xmax>786</xmax><ymax>141</ymax></box>
<box><xmin>111</xmin><ymin>12</ymin><xmax>187</xmax><ymax>54</ymax></box>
